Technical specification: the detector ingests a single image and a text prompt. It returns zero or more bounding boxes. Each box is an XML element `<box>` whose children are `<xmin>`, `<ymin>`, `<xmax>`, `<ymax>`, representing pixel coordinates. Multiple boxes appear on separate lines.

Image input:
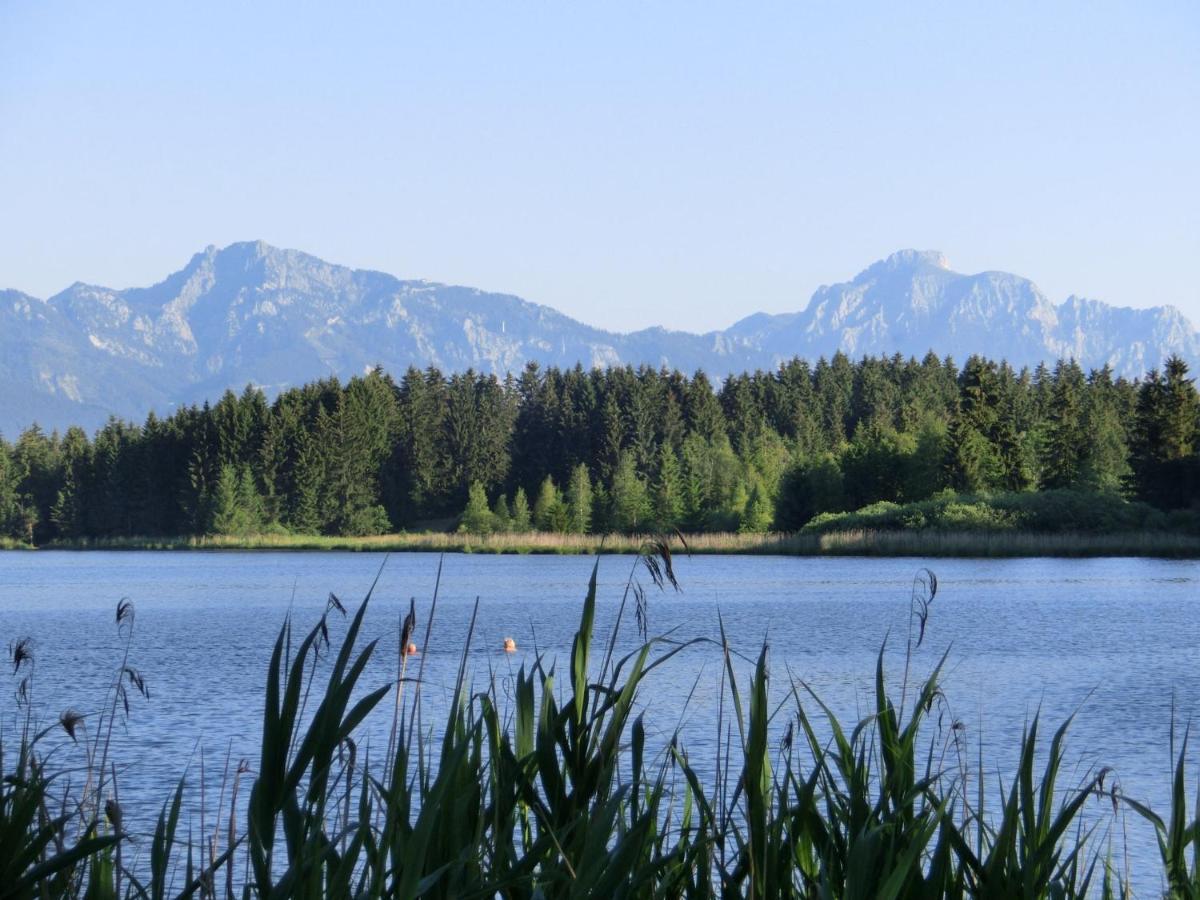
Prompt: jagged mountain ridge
<box><xmin>2</xmin><ymin>242</ymin><xmax>1197</xmax><ymax>434</ymax></box>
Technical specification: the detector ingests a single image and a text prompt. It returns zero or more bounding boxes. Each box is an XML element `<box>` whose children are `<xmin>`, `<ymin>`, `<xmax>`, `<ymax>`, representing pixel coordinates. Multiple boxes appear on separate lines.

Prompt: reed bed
<box><xmin>41</xmin><ymin>528</ymin><xmax>1200</xmax><ymax>557</ymax></box>
<box><xmin>3</xmin><ymin>552</ymin><xmax>1199</xmax><ymax>898</ymax></box>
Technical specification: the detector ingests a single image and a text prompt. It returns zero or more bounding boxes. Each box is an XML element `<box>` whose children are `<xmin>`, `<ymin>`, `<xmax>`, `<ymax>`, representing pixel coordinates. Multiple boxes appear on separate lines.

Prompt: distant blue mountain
<box><xmin>3</xmin><ymin>242</ymin><xmax>1197</xmax><ymax>434</ymax></box>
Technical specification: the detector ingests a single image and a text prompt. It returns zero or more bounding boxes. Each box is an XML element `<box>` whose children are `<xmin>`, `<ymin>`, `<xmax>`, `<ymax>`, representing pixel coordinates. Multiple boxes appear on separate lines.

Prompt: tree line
<box><xmin>1</xmin><ymin>352</ymin><xmax>1197</xmax><ymax>544</ymax></box>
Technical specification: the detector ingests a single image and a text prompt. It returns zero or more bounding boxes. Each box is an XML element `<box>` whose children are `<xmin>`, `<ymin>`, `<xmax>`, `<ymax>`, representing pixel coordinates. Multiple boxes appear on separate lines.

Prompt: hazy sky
<box><xmin>1</xmin><ymin>2</ymin><xmax>1197</xmax><ymax>332</ymax></box>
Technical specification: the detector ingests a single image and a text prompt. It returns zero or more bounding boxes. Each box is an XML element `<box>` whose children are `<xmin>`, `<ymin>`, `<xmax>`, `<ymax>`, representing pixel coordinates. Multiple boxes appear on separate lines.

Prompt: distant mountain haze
<box><xmin>2</xmin><ymin>242</ymin><xmax>1197</xmax><ymax>435</ymax></box>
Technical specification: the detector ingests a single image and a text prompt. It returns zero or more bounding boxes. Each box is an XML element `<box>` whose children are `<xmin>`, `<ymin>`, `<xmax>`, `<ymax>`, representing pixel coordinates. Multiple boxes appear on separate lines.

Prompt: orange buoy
<box><xmin>407</xmin><ymin>642</ymin><xmax>419</xmax><ymax>656</ymax></box>
<box><xmin>503</xmin><ymin>637</ymin><xmax>517</xmax><ymax>653</ymax></box>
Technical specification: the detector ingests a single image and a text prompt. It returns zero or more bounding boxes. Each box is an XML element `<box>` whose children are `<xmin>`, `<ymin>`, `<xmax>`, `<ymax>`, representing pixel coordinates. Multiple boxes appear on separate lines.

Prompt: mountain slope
<box><xmin>2</xmin><ymin>243</ymin><xmax>1196</xmax><ymax>434</ymax></box>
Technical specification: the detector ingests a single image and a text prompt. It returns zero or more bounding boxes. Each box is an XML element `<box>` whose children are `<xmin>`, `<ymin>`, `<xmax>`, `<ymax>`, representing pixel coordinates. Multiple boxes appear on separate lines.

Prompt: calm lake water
<box><xmin>1</xmin><ymin>550</ymin><xmax>1197</xmax><ymax>889</ymax></box>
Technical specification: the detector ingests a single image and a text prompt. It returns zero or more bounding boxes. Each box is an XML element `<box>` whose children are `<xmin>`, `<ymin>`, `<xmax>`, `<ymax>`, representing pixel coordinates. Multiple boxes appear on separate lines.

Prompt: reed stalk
<box><xmin>3</xmin><ymin>555</ymin><xmax>1194</xmax><ymax>897</ymax></box>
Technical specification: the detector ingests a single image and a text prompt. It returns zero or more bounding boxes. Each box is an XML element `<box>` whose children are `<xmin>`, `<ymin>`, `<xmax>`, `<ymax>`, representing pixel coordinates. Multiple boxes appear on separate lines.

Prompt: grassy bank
<box><xmin>3</xmin><ymin>557</ymin><xmax>1196</xmax><ymax>897</ymax></box>
<box><xmin>41</xmin><ymin>527</ymin><xmax>1200</xmax><ymax>556</ymax></box>
<box><xmin>0</xmin><ymin>535</ymin><xmax>30</xmax><ymax>549</ymax></box>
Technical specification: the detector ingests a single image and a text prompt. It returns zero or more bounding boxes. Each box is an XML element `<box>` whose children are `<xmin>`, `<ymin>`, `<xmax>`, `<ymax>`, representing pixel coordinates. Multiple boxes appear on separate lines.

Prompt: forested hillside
<box><xmin>1</xmin><ymin>352</ymin><xmax>1197</xmax><ymax>545</ymax></box>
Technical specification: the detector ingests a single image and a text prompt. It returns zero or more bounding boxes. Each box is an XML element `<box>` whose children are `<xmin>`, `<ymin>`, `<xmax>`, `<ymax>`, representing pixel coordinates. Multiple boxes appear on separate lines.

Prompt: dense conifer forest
<box><xmin>1</xmin><ymin>352</ymin><xmax>1197</xmax><ymax>545</ymax></box>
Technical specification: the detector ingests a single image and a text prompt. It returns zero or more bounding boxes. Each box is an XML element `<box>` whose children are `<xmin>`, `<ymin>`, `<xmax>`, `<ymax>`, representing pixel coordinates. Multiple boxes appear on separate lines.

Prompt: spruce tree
<box><xmin>1079</xmin><ymin>367</ymin><xmax>1131</xmax><ymax>493</ymax></box>
<box><xmin>511</xmin><ymin>487</ymin><xmax>532</xmax><ymax>531</ymax></box>
<box><xmin>459</xmin><ymin>482</ymin><xmax>495</xmax><ymax>534</ymax></box>
<box><xmin>652</xmin><ymin>445</ymin><xmax>683</xmax><ymax>531</ymax></box>
<box><xmin>598</xmin><ymin>393</ymin><xmax>625</xmax><ymax>483</ymax></box>
<box><xmin>609</xmin><ymin>451</ymin><xmax>651</xmax><ymax>533</ymax></box>
<box><xmin>1042</xmin><ymin>360</ymin><xmax>1087</xmax><ymax>489</ymax></box>
<box><xmin>1161</xmin><ymin>356</ymin><xmax>1199</xmax><ymax>460</ymax></box>
<box><xmin>1132</xmin><ymin>357</ymin><xmax>1200</xmax><ymax>507</ymax></box>
<box><xmin>211</xmin><ymin>465</ymin><xmax>243</xmax><ymax>535</ymax></box>
<box><xmin>397</xmin><ymin>367</ymin><xmax>448</xmax><ymax>517</ymax></box>
<box><xmin>946</xmin><ymin>357</ymin><xmax>1004</xmax><ymax>492</ymax></box>
<box><xmin>289</xmin><ymin>430</ymin><xmax>325</xmax><ymax>534</ymax></box>
<box><xmin>565</xmin><ymin>464</ymin><xmax>593</xmax><ymax>534</ymax></box>
<box><xmin>0</xmin><ymin>439</ymin><xmax>16</xmax><ymax>539</ymax></box>
<box><xmin>533</xmin><ymin>476</ymin><xmax>566</xmax><ymax>532</ymax></box>
<box><xmin>679</xmin><ymin>433</ymin><xmax>710</xmax><ymax>530</ymax></box>
<box><xmin>50</xmin><ymin>427</ymin><xmax>89</xmax><ymax>539</ymax></box>
<box><xmin>739</xmin><ymin>478</ymin><xmax>774</xmax><ymax>533</ymax></box>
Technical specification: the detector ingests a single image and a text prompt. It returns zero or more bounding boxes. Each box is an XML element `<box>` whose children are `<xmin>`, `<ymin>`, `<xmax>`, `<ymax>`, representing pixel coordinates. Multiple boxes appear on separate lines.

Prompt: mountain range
<box><xmin>3</xmin><ymin>242</ymin><xmax>1197</xmax><ymax>435</ymax></box>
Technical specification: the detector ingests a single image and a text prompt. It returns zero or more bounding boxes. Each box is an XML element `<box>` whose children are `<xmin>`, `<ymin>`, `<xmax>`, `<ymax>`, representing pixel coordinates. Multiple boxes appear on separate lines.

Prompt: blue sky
<box><xmin>1</xmin><ymin>1</ymin><xmax>1196</xmax><ymax>332</ymax></box>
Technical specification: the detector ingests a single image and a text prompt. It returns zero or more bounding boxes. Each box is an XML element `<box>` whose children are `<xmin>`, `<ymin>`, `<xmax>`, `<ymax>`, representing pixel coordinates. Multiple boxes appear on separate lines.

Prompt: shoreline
<box><xmin>19</xmin><ymin>528</ymin><xmax>1200</xmax><ymax>558</ymax></box>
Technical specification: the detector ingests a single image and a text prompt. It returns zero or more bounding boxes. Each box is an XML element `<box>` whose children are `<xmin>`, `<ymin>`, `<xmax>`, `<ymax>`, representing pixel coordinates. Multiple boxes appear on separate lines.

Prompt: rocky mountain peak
<box><xmin>2</xmin><ymin>243</ymin><xmax>1197</xmax><ymax>434</ymax></box>
<box><xmin>880</xmin><ymin>249</ymin><xmax>950</xmax><ymax>272</ymax></box>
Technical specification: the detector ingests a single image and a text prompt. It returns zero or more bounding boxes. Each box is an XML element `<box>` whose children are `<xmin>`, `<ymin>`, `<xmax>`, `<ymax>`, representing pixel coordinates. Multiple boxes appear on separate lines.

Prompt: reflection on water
<box><xmin>0</xmin><ymin>550</ymin><xmax>1196</xmax><ymax>889</ymax></box>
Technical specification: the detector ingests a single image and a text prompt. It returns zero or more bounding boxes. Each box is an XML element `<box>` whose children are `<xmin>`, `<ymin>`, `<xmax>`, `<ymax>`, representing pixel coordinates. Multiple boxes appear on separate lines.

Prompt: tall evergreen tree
<box><xmin>565</xmin><ymin>464</ymin><xmax>593</xmax><ymax>534</ymax></box>
<box><xmin>459</xmin><ymin>482</ymin><xmax>495</xmax><ymax>534</ymax></box>
<box><xmin>533</xmin><ymin>476</ymin><xmax>567</xmax><ymax>532</ymax></box>
<box><xmin>50</xmin><ymin>427</ymin><xmax>90</xmax><ymax>539</ymax></box>
<box><xmin>0</xmin><ymin>438</ymin><xmax>17</xmax><ymax>539</ymax></box>
<box><xmin>946</xmin><ymin>357</ymin><xmax>1004</xmax><ymax>492</ymax></box>
<box><xmin>511</xmin><ymin>486</ymin><xmax>532</xmax><ymax>532</ymax></box>
<box><xmin>609</xmin><ymin>451</ymin><xmax>651</xmax><ymax>533</ymax></box>
<box><xmin>396</xmin><ymin>367</ymin><xmax>448</xmax><ymax>517</ymax></box>
<box><xmin>652</xmin><ymin>445</ymin><xmax>684</xmax><ymax>531</ymax></box>
<box><xmin>1041</xmin><ymin>360</ymin><xmax>1087</xmax><ymax>489</ymax></box>
<box><xmin>1079</xmin><ymin>366</ymin><xmax>1131</xmax><ymax>493</ymax></box>
<box><xmin>1132</xmin><ymin>357</ymin><xmax>1200</xmax><ymax>507</ymax></box>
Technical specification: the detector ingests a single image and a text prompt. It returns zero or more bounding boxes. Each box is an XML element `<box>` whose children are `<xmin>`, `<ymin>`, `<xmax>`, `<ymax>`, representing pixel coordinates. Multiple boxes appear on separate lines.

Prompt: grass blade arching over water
<box><xmin>2</xmin><ymin>551</ymin><xmax>1188</xmax><ymax>898</ymax></box>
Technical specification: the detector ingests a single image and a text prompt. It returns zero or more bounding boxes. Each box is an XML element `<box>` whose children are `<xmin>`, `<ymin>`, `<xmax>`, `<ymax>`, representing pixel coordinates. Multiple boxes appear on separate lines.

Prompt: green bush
<box><xmin>801</xmin><ymin>488</ymin><xmax>1189</xmax><ymax>535</ymax></box>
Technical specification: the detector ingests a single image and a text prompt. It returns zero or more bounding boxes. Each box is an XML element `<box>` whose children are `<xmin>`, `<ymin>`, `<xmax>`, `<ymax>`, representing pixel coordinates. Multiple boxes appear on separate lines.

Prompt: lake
<box><xmin>1</xmin><ymin>550</ymin><xmax>1197</xmax><ymax>890</ymax></box>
